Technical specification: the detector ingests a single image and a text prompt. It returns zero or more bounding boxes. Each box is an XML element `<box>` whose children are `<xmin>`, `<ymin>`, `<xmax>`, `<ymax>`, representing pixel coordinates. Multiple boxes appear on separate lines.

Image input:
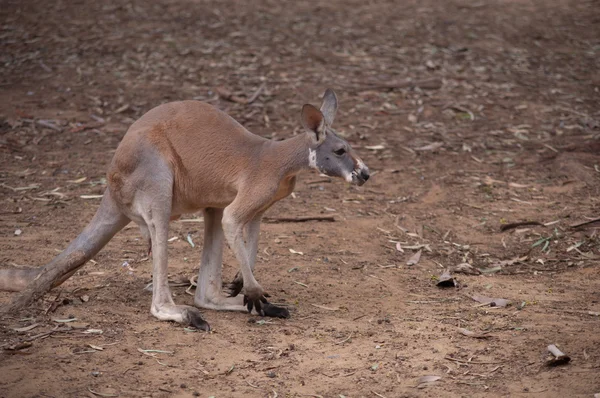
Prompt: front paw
<box><xmin>242</xmin><ymin>287</ymin><xmax>270</xmax><ymax>315</ymax></box>
<box><xmin>223</xmin><ymin>272</ymin><xmax>243</xmax><ymax>297</ymax></box>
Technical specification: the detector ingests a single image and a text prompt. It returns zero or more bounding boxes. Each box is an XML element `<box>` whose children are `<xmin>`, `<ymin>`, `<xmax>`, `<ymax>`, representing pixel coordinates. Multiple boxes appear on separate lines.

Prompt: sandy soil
<box><xmin>1</xmin><ymin>0</ymin><xmax>599</xmax><ymax>397</ymax></box>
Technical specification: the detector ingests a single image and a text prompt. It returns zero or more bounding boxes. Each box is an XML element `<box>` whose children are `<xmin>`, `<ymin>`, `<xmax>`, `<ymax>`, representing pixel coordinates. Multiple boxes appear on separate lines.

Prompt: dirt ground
<box><xmin>1</xmin><ymin>0</ymin><xmax>599</xmax><ymax>397</ymax></box>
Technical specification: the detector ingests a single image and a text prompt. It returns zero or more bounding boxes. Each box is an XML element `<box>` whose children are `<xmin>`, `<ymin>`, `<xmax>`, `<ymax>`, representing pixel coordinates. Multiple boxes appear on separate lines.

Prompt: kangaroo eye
<box><xmin>334</xmin><ymin>148</ymin><xmax>346</xmax><ymax>156</ymax></box>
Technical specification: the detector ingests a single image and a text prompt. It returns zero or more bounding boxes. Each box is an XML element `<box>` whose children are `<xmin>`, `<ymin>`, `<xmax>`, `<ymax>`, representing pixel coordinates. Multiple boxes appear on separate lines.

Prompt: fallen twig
<box><xmin>88</xmin><ymin>387</ymin><xmax>118</xmax><ymax>397</ymax></box>
<box><xmin>334</xmin><ymin>333</ymin><xmax>353</xmax><ymax>345</ymax></box>
<box><xmin>216</xmin><ymin>83</ymin><xmax>265</xmax><ymax>105</ymax></box>
<box><xmin>245</xmin><ymin>82</ymin><xmax>266</xmax><ymax>104</ymax></box>
<box><xmin>500</xmin><ymin>221</ymin><xmax>544</xmax><ymax>232</ymax></box>
<box><xmin>570</xmin><ymin>217</ymin><xmax>600</xmax><ymax>229</ymax></box>
<box><xmin>444</xmin><ymin>356</ymin><xmax>503</xmax><ymax>365</ymax></box>
<box><xmin>36</xmin><ymin>119</ymin><xmax>63</xmax><ymax>132</ymax></box>
<box><xmin>263</xmin><ymin>216</ymin><xmax>335</xmax><ymax>223</ymax></box>
<box><xmin>310</xmin><ymin>304</ymin><xmax>339</xmax><ymax>311</ymax></box>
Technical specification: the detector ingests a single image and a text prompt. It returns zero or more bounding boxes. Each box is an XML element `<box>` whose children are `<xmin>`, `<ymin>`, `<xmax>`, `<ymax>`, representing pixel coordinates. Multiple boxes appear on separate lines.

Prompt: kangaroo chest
<box><xmin>273</xmin><ymin>176</ymin><xmax>297</xmax><ymax>204</ymax></box>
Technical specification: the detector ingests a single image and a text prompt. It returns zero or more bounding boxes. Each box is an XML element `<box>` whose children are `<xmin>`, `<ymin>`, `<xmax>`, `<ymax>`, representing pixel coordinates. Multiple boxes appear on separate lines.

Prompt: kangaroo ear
<box><xmin>320</xmin><ymin>88</ymin><xmax>338</xmax><ymax>126</ymax></box>
<box><xmin>301</xmin><ymin>104</ymin><xmax>326</xmax><ymax>143</ymax></box>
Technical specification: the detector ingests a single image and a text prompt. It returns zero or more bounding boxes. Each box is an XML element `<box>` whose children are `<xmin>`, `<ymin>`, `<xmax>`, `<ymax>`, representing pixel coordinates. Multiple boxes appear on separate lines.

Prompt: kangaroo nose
<box><xmin>361</xmin><ymin>169</ymin><xmax>370</xmax><ymax>181</ymax></box>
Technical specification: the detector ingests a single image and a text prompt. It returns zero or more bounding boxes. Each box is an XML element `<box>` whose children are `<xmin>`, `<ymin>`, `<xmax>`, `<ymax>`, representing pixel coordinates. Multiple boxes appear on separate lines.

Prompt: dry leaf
<box><xmin>82</xmin><ymin>329</ymin><xmax>103</xmax><ymax>334</ymax></box>
<box><xmin>52</xmin><ymin>318</ymin><xmax>78</xmax><ymax>323</ymax></box>
<box><xmin>114</xmin><ymin>104</ymin><xmax>130</xmax><ymax>113</ymax></box>
<box><xmin>186</xmin><ymin>234</ymin><xmax>195</xmax><ymax>248</ymax></box>
<box><xmin>68</xmin><ymin>322</ymin><xmax>90</xmax><ymax>329</ymax></box>
<box><xmin>458</xmin><ymin>327</ymin><xmax>491</xmax><ymax>339</ymax></box>
<box><xmin>12</xmin><ymin>323</ymin><xmax>40</xmax><ymax>332</ymax></box>
<box><xmin>417</xmin><ymin>375</ymin><xmax>441</xmax><ymax>388</ymax></box>
<box><xmin>546</xmin><ymin>344</ymin><xmax>571</xmax><ymax>366</ymax></box>
<box><xmin>5</xmin><ymin>341</ymin><xmax>32</xmax><ymax>351</ymax></box>
<box><xmin>310</xmin><ymin>304</ymin><xmax>339</xmax><ymax>311</ymax></box>
<box><xmin>67</xmin><ymin>176</ymin><xmax>87</xmax><ymax>184</ymax></box>
<box><xmin>417</xmin><ymin>375</ymin><xmax>441</xmax><ymax>383</ymax></box>
<box><xmin>395</xmin><ymin>242</ymin><xmax>404</xmax><ymax>252</ymax></box>
<box><xmin>88</xmin><ymin>387</ymin><xmax>119</xmax><ymax>397</ymax></box>
<box><xmin>451</xmin><ymin>263</ymin><xmax>481</xmax><ymax>275</ymax></box>
<box><xmin>414</xmin><ymin>142</ymin><xmax>443</xmax><ymax>151</ymax></box>
<box><xmin>406</xmin><ymin>250</ymin><xmax>422</xmax><ymax>266</ymax></box>
<box><xmin>289</xmin><ymin>248</ymin><xmax>304</xmax><ymax>255</ymax></box>
<box><xmin>436</xmin><ymin>270</ymin><xmax>456</xmax><ymax>288</ymax></box>
<box><xmin>478</xmin><ymin>266</ymin><xmax>502</xmax><ymax>274</ymax></box>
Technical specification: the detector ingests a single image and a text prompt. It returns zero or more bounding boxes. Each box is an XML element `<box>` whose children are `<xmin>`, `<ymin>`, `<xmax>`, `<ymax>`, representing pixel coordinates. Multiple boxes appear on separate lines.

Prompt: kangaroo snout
<box><xmin>352</xmin><ymin>162</ymin><xmax>370</xmax><ymax>186</ymax></box>
<box><xmin>360</xmin><ymin>168</ymin><xmax>370</xmax><ymax>182</ymax></box>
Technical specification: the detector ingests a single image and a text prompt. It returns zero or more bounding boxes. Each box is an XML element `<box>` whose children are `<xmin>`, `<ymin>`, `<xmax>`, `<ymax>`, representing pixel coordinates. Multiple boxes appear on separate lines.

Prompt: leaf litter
<box><xmin>417</xmin><ymin>375</ymin><xmax>441</xmax><ymax>389</ymax></box>
<box><xmin>406</xmin><ymin>250</ymin><xmax>422</xmax><ymax>266</ymax></box>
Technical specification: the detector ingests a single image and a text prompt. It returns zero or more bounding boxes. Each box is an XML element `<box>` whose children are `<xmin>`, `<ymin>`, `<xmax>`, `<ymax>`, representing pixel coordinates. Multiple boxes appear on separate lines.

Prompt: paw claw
<box><xmin>224</xmin><ymin>272</ymin><xmax>244</xmax><ymax>297</ymax></box>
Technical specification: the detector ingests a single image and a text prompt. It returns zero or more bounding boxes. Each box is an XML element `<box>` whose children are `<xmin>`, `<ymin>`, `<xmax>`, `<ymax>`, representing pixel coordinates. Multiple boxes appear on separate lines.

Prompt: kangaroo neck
<box><xmin>268</xmin><ymin>133</ymin><xmax>314</xmax><ymax>177</ymax></box>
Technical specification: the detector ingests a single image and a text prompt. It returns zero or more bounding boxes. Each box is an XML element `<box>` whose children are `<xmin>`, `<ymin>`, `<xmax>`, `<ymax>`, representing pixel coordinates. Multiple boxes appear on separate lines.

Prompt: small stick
<box><xmin>500</xmin><ymin>221</ymin><xmax>544</xmax><ymax>232</ymax></box>
<box><xmin>334</xmin><ymin>333</ymin><xmax>353</xmax><ymax>345</ymax></box>
<box><xmin>36</xmin><ymin>119</ymin><xmax>63</xmax><ymax>132</ymax></box>
<box><xmin>263</xmin><ymin>216</ymin><xmax>335</xmax><ymax>223</ymax></box>
<box><xmin>306</xmin><ymin>178</ymin><xmax>332</xmax><ymax>185</ymax></box>
<box><xmin>88</xmin><ymin>387</ymin><xmax>118</xmax><ymax>397</ymax></box>
<box><xmin>570</xmin><ymin>217</ymin><xmax>600</xmax><ymax>229</ymax></box>
<box><xmin>245</xmin><ymin>83</ymin><xmax>266</xmax><ymax>105</ymax></box>
<box><xmin>444</xmin><ymin>356</ymin><xmax>503</xmax><ymax>365</ymax></box>
<box><xmin>44</xmin><ymin>289</ymin><xmax>63</xmax><ymax>314</ymax></box>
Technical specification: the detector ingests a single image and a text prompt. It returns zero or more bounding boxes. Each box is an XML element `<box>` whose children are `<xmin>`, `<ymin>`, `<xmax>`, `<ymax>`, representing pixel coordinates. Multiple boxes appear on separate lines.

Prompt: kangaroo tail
<box><xmin>0</xmin><ymin>188</ymin><xmax>130</xmax><ymax>312</ymax></box>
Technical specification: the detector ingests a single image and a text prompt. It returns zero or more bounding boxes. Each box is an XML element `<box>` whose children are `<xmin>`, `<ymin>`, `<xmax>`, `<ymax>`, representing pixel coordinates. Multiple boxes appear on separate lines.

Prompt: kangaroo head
<box><xmin>301</xmin><ymin>89</ymin><xmax>370</xmax><ymax>186</ymax></box>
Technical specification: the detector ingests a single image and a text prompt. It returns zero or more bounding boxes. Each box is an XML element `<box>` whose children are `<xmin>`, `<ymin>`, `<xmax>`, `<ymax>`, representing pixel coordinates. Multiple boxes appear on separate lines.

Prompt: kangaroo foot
<box><xmin>151</xmin><ymin>303</ymin><xmax>210</xmax><ymax>331</ymax></box>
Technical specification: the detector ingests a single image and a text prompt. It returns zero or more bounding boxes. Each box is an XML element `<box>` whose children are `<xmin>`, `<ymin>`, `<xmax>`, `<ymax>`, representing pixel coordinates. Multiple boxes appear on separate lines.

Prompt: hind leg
<box><xmin>124</xmin><ymin>156</ymin><xmax>209</xmax><ymax>330</ymax></box>
<box><xmin>136</xmin><ymin>203</ymin><xmax>209</xmax><ymax>330</ymax></box>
